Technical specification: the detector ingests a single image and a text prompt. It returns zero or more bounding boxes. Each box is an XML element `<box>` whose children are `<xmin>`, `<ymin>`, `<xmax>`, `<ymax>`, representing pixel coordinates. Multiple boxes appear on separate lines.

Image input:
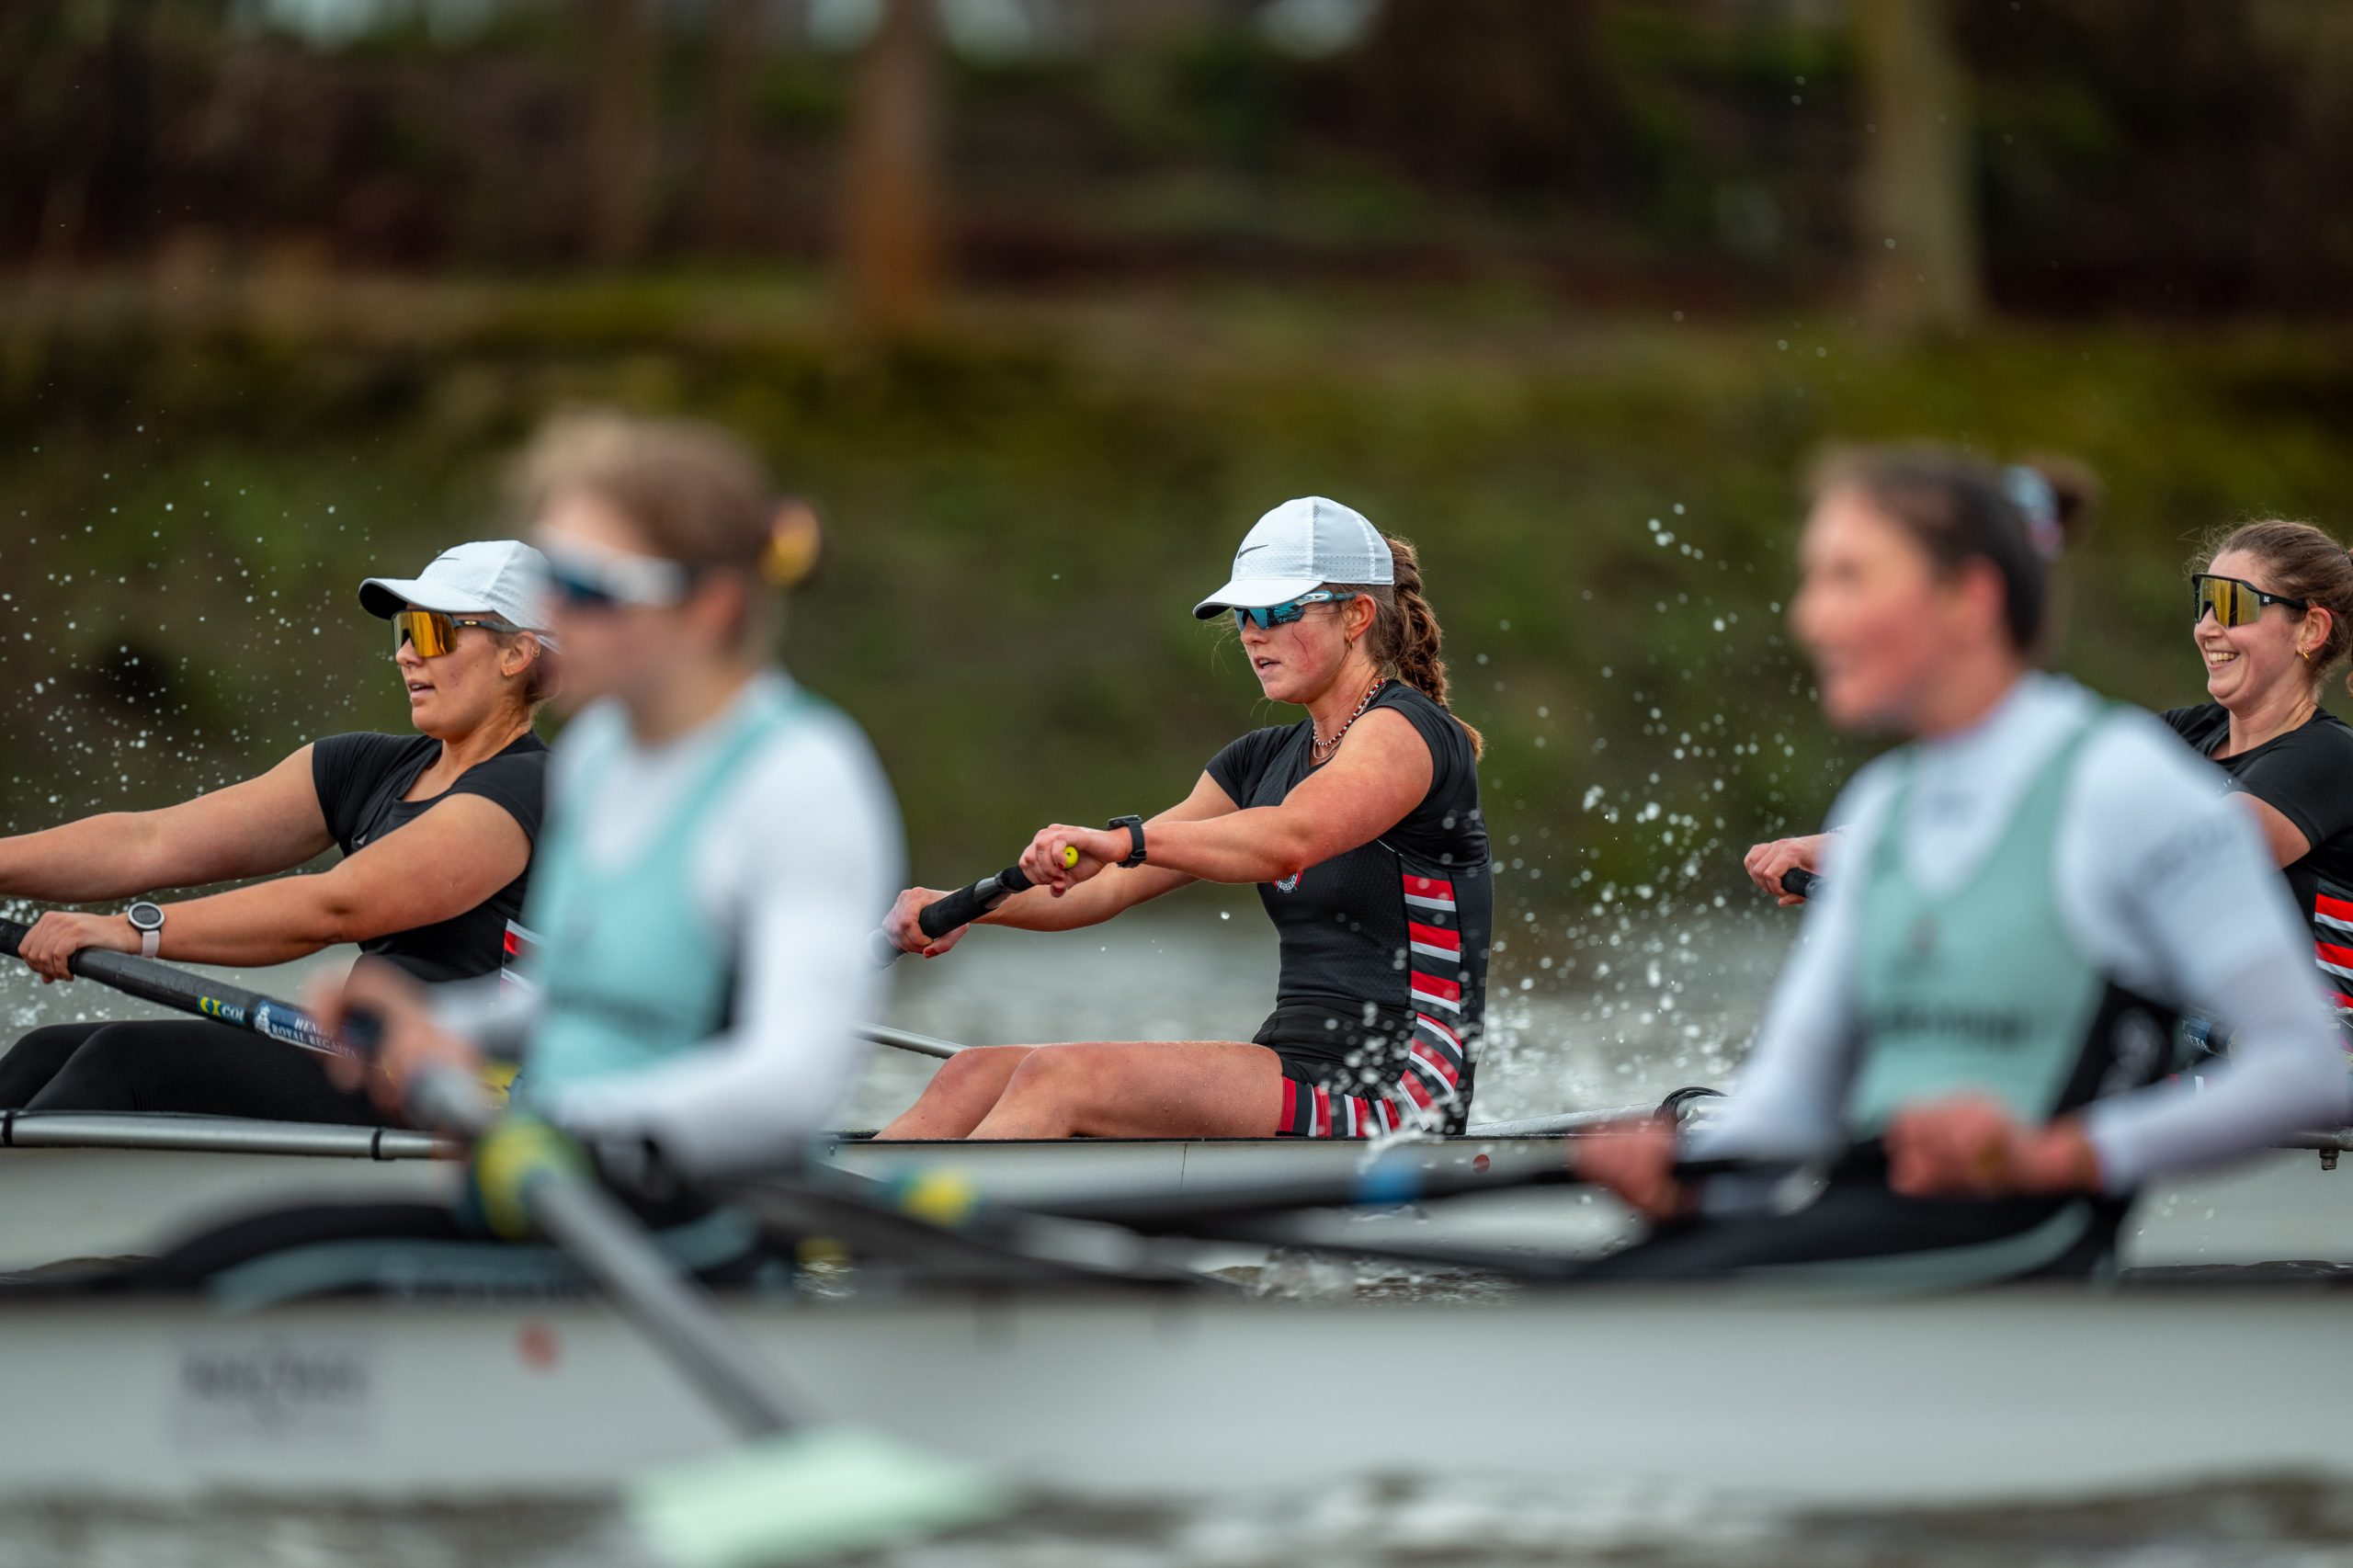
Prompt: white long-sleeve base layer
<box><xmin>523</xmin><ymin>674</ymin><xmax>903</xmax><ymax>1176</ymax></box>
<box><xmin>1690</xmin><ymin>674</ymin><xmax>2349</xmax><ymax>1195</ymax></box>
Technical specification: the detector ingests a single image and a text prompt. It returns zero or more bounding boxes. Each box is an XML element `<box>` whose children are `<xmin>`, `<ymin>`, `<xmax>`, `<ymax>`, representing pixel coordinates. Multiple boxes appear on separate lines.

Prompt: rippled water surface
<box><xmin>9</xmin><ymin>1480</ymin><xmax>2353</xmax><ymax>1568</ymax></box>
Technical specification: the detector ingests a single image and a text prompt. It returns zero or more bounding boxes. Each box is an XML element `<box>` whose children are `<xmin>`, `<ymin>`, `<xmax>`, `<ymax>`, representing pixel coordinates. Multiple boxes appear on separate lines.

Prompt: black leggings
<box><xmin>68</xmin><ymin>1196</ymin><xmax>771</xmax><ymax>1300</ymax></box>
<box><xmin>1582</xmin><ymin>1182</ymin><xmax>2128</xmax><ymax>1287</ymax></box>
<box><xmin>0</xmin><ymin>1018</ymin><xmax>393</xmax><ymax>1124</ymax></box>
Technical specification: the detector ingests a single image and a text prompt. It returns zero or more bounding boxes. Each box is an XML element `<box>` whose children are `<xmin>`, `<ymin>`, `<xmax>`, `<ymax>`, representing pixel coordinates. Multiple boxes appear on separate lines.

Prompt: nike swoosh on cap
<box><xmin>1234</xmin><ymin>543</ymin><xmax>1267</xmax><ymax>559</ymax></box>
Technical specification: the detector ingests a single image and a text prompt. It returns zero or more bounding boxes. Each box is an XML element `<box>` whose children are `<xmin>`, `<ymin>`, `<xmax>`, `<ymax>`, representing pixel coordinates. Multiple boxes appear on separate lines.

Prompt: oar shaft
<box><xmin>1781</xmin><ymin>868</ymin><xmax>1822</xmax><ymax>900</ymax></box>
<box><xmin>0</xmin><ymin>918</ymin><xmax>350</xmax><ymax>1060</ymax></box>
<box><xmin>857</xmin><ymin>1023</ymin><xmax>963</xmax><ymax>1060</ymax></box>
<box><xmin>1028</xmin><ymin>1153</ymin><xmax>1755</xmax><ymax>1231</ymax></box>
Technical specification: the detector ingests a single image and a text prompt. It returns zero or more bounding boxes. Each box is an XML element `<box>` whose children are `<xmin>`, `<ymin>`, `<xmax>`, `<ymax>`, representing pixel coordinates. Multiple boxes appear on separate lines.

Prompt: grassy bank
<box><xmin>3</xmin><ymin>278</ymin><xmax>2348</xmax><ymax>952</ymax></box>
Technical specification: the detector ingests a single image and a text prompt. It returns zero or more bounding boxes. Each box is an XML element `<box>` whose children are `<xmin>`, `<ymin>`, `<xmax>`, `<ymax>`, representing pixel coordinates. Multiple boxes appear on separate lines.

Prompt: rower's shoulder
<box><xmin>2070</xmin><ymin>703</ymin><xmax>2244</xmax><ymax>816</ymax></box>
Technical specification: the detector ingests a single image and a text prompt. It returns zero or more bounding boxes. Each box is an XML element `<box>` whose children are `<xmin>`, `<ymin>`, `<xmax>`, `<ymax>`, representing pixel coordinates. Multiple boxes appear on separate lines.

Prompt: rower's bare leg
<box><xmin>872</xmin><ymin>1045</ymin><xmax>1036</xmax><ymax>1140</ymax></box>
<box><xmin>967</xmin><ymin>1040</ymin><xmax>1284</xmax><ymax>1140</ymax></box>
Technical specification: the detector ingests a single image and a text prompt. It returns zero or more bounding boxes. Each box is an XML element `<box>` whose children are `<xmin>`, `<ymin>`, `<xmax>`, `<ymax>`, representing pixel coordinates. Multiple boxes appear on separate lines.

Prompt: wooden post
<box><xmin>1854</xmin><ymin>0</ymin><xmax>1983</xmax><ymax>337</ymax></box>
<box><xmin>585</xmin><ymin>0</ymin><xmax>660</xmax><ymax>267</ymax></box>
<box><xmin>840</xmin><ymin>0</ymin><xmax>947</xmax><ymax>336</ymax></box>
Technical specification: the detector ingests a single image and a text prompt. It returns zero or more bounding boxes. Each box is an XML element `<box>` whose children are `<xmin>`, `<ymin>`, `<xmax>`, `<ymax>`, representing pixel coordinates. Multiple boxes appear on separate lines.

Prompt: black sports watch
<box><xmin>1107</xmin><ymin>815</ymin><xmax>1147</xmax><ymax>869</ymax></box>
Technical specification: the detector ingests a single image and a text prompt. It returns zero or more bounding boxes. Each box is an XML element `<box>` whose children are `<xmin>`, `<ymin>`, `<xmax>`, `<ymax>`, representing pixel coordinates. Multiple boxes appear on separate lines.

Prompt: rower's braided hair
<box><xmin>1331</xmin><ymin>534</ymin><xmax>1483</xmax><ymax>758</ymax></box>
<box><xmin>2192</xmin><ymin>518</ymin><xmax>2353</xmax><ymax>697</ymax></box>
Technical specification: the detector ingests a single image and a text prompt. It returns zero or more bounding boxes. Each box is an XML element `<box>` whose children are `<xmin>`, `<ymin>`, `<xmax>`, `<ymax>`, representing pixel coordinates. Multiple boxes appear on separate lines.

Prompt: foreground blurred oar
<box><xmin>347</xmin><ymin>1013</ymin><xmax>1010</xmax><ymax>1568</ymax></box>
<box><xmin>1781</xmin><ymin>868</ymin><xmax>1823</xmax><ymax>900</ymax></box>
<box><xmin>0</xmin><ymin>918</ymin><xmax>351</xmax><ymax>1061</ymax></box>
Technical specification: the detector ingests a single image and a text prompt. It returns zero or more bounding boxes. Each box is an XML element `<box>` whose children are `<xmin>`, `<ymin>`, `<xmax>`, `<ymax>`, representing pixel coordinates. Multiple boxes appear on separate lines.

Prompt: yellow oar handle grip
<box><xmin>1060</xmin><ymin>845</ymin><xmax>1079</xmax><ymax>869</ymax></box>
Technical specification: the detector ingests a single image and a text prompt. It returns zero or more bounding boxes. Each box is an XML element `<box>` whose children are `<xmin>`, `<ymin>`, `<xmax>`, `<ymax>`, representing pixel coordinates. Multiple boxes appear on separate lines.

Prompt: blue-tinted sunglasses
<box><xmin>1232</xmin><ymin>590</ymin><xmax>1356</xmax><ymax>631</ymax></box>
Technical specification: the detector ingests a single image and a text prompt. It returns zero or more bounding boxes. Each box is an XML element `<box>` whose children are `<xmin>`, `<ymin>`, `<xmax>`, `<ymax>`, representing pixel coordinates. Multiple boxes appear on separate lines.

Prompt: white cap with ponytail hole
<box><xmin>1193</xmin><ymin>497</ymin><xmax>1393</xmax><ymax>619</ymax></box>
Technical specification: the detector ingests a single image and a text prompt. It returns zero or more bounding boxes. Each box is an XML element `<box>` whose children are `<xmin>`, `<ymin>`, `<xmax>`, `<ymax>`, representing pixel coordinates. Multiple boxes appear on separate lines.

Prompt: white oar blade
<box><xmin>627</xmin><ymin>1424</ymin><xmax>1010</xmax><ymax>1568</ymax></box>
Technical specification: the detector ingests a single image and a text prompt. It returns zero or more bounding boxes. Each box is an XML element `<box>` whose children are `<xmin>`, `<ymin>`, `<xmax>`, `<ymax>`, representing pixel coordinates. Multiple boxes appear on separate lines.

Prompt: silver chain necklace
<box><xmin>1312</xmin><ymin>676</ymin><xmax>1386</xmax><ymax>764</ymax></box>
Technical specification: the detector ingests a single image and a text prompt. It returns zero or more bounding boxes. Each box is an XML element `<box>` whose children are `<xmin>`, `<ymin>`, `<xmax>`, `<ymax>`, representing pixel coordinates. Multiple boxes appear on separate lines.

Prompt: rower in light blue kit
<box><xmin>51</xmin><ymin>411</ymin><xmax>902</xmax><ymax>1294</ymax></box>
<box><xmin>1581</xmin><ymin>445</ymin><xmax>2351</xmax><ymax>1283</ymax></box>
<box><xmin>321</xmin><ymin>410</ymin><xmax>904</xmax><ymax>1184</ymax></box>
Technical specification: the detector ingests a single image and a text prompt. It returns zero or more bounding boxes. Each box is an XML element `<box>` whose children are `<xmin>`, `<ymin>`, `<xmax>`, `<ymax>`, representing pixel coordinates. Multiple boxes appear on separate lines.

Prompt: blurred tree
<box><xmin>585</xmin><ymin>0</ymin><xmax>660</xmax><ymax>265</ymax></box>
<box><xmin>842</xmin><ymin>0</ymin><xmax>948</xmax><ymax>335</ymax></box>
<box><xmin>1854</xmin><ymin>0</ymin><xmax>1981</xmax><ymax>336</ymax></box>
<box><xmin>698</xmin><ymin>0</ymin><xmax>765</xmax><ymax>250</ymax></box>
<box><xmin>1348</xmin><ymin>0</ymin><xmax>1614</xmax><ymax>199</ymax></box>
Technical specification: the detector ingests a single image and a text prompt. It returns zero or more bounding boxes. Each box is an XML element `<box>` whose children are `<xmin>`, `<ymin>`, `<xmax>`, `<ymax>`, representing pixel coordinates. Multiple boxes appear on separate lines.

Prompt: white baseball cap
<box><xmin>1192</xmin><ymin>496</ymin><xmax>1392</xmax><ymax>620</ymax></box>
<box><xmin>358</xmin><ymin>540</ymin><xmax>556</xmax><ymax>648</ymax></box>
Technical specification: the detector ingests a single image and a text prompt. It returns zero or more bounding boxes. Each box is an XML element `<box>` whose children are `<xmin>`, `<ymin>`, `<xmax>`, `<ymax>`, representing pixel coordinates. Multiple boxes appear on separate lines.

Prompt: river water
<box><xmin>6</xmin><ymin>907</ymin><xmax>2350</xmax><ymax>1566</ymax></box>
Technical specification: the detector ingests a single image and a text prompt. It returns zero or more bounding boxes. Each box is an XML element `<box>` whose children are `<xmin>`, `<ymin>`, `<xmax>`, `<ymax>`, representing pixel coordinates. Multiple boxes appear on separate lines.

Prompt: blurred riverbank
<box><xmin>4</xmin><ymin>279</ymin><xmax>2348</xmax><ymax>913</ymax></box>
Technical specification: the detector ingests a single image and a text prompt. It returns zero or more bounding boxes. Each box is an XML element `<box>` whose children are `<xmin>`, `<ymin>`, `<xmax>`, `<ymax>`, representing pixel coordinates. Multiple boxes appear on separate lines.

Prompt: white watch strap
<box><xmin>140</xmin><ymin>927</ymin><xmax>161</xmax><ymax>959</ymax></box>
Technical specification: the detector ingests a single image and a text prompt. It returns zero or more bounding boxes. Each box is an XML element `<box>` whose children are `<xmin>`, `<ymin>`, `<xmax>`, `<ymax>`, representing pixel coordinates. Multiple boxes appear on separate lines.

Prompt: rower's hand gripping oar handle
<box><xmin>1779</xmin><ymin>868</ymin><xmax>1822</xmax><ymax>901</ymax></box>
<box><xmin>870</xmin><ymin>850</ymin><xmax>1068</xmax><ymax>966</ymax></box>
<box><xmin>0</xmin><ymin>916</ymin><xmax>352</xmax><ymax>1060</ymax></box>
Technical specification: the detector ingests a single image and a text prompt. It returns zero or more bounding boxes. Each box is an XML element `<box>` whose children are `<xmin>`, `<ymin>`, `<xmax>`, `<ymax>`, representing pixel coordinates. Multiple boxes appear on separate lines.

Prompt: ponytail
<box><xmin>1330</xmin><ymin>534</ymin><xmax>1483</xmax><ymax>758</ymax></box>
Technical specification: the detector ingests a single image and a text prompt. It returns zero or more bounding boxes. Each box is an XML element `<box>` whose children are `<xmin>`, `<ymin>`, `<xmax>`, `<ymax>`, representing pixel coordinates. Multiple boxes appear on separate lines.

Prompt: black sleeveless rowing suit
<box><xmin>1206</xmin><ymin>680</ymin><xmax>1492</xmax><ymax>1136</ymax></box>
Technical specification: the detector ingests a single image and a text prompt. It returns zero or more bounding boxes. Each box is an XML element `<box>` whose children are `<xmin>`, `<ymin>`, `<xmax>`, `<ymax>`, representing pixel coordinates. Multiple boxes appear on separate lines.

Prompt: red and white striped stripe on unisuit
<box><xmin>500</xmin><ymin>918</ymin><xmax>544</xmax><ymax>995</ymax></box>
<box><xmin>2319</xmin><ymin>892</ymin><xmax>2353</xmax><ymax>936</ymax></box>
<box><xmin>1279</xmin><ymin>1078</ymin><xmax>1415</xmax><ymax>1139</ymax></box>
<box><xmin>1402</xmin><ymin>875</ymin><xmax>1457</xmax><ymax>914</ymax></box>
<box><xmin>2316</xmin><ymin>938</ymin><xmax>2353</xmax><ymax>1011</ymax></box>
<box><xmin>1407</xmin><ymin>919</ymin><xmax>1461</xmax><ymax>964</ymax></box>
<box><xmin>1279</xmin><ymin>1027</ymin><xmax>1471</xmax><ymax>1140</ymax></box>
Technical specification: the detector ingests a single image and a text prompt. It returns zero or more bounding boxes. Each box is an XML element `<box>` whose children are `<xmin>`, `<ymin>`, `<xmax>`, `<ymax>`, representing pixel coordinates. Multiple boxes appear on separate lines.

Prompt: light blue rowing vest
<box><xmin>518</xmin><ymin>686</ymin><xmax>812</xmax><ymax>1100</ymax></box>
<box><xmin>1845</xmin><ymin>708</ymin><xmax>2174</xmax><ymax>1135</ymax></box>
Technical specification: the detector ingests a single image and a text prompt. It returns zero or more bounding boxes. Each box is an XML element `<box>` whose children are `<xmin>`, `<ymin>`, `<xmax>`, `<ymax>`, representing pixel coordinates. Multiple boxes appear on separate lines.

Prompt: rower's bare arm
<box><xmin>1131</xmin><ymin>710</ymin><xmax>1430</xmax><ymax>887</ymax></box>
<box><xmin>2237</xmin><ymin>794</ymin><xmax>2312</xmax><ymax>869</ymax></box>
<box><xmin>0</xmin><ymin>746</ymin><xmax>335</xmax><ymax>902</ymax></box>
<box><xmin>984</xmin><ymin>772</ymin><xmax>1238</xmax><ymax>932</ymax></box>
<box><xmin>135</xmin><ymin>794</ymin><xmax>529</xmax><ymax>967</ymax></box>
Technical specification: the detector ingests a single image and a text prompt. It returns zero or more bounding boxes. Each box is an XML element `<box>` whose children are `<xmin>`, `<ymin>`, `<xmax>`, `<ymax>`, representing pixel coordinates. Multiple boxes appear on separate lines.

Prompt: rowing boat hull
<box><xmin>6</xmin><ymin>1113</ymin><xmax>2351</xmax><ymax>1272</ymax></box>
<box><xmin>0</xmin><ymin>1288</ymin><xmax>2339</xmax><ymax>1507</ymax></box>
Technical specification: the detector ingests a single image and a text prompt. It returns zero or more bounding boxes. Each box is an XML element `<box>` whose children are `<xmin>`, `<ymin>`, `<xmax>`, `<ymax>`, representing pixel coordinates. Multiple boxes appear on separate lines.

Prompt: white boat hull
<box><xmin>6</xmin><ymin>1113</ymin><xmax>2351</xmax><ymax>1273</ymax></box>
<box><xmin>0</xmin><ymin>1289</ymin><xmax>2343</xmax><ymax>1508</ymax></box>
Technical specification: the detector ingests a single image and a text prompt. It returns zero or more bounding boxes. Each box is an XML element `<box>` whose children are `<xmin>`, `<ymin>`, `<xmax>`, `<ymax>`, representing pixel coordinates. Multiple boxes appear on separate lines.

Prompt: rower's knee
<box><xmin>997</xmin><ymin>1046</ymin><xmax>1097</xmax><ymax>1111</ymax></box>
<box><xmin>926</xmin><ymin>1045</ymin><xmax>1024</xmax><ymax>1100</ymax></box>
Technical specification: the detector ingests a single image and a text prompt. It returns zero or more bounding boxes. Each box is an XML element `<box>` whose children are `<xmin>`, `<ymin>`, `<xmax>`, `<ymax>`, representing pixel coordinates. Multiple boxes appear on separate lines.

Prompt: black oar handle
<box><xmin>0</xmin><ymin>916</ymin><xmax>350</xmax><ymax>1058</ymax></box>
<box><xmin>1780</xmin><ymin>868</ymin><xmax>1822</xmax><ymax>900</ymax></box>
<box><xmin>870</xmin><ymin>862</ymin><xmax>1041</xmax><ymax>966</ymax></box>
<box><xmin>919</xmin><ymin>863</ymin><xmax>1037</xmax><ymax>939</ymax></box>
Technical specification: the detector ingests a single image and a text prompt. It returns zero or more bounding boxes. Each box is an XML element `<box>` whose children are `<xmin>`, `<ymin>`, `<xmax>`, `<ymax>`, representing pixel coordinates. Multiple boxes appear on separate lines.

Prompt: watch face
<box><xmin>128</xmin><ymin>902</ymin><xmax>164</xmax><ymax>931</ymax></box>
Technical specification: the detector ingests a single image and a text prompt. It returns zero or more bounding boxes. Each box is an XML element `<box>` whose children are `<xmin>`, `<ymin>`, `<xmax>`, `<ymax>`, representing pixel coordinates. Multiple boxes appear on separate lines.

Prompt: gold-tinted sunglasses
<box><xmin>392</xmin><ymin>608</ymin><xmax>512</xmax><ymax>658</ymax></box>
<box><xmin>2191</xmin><ymin>574</ymin><xmax>2307</xmax><ymax>630</ymax></box>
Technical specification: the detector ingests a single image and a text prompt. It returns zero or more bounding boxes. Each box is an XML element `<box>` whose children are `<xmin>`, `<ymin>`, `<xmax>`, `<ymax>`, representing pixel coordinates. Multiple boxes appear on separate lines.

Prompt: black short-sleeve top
<box><xmin>1206</xmin><ymin>680</ymin><xmax>1492</xmax><ymax>1122</ymax></box>
<box><xmin>310</xmin><ymin>731</ymin><xmax>548</xmax><ymax>984</ymax></box>
<box><xmin>2164</xmin><ymin>702</ymin><xmax>2353</xmax><ymax>1007</ymax></box>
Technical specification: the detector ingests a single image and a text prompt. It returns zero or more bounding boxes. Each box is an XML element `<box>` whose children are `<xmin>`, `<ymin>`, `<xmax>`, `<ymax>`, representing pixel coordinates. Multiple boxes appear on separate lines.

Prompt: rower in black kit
<box><xmin>1209</xmin><ymin>678</ymin><xmax>1493</xmax><ymax>1134</ymax></box>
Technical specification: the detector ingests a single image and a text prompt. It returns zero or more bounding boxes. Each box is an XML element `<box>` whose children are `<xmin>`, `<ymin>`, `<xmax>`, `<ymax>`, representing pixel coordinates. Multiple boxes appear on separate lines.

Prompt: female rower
<box><xmin>0</xmin><ymin>541</ymin><xmax>554</xmax><ymax>1122</ymax></box>
<box><xmin>2167</xmin><ymin>521</ymin><xmax>2353</xmax><ymax>1016</ymax></box>
<box><xmin>44</xmin><ymin>413</ymin><xmax>895</xmax><ymax>1299</ymax></box>
<box><xmin>874</xmin><ymin>495</ymin><xmax>1489</xmax><ymax>1142</ymax></box>
<box><xmin>1580</xmin><ymin>446</ymin><xmax>2348</xmax><ymax>1281</ymax></box>
<box><xmin>317</xmin><ymin>410</ymin><xmax>898</xmax><ymax>1183</ymax></box>
<box><xmin>1742</xmin><ymin>460</ymin><xmax>2095</xmax><ymax>904</ymax></box>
